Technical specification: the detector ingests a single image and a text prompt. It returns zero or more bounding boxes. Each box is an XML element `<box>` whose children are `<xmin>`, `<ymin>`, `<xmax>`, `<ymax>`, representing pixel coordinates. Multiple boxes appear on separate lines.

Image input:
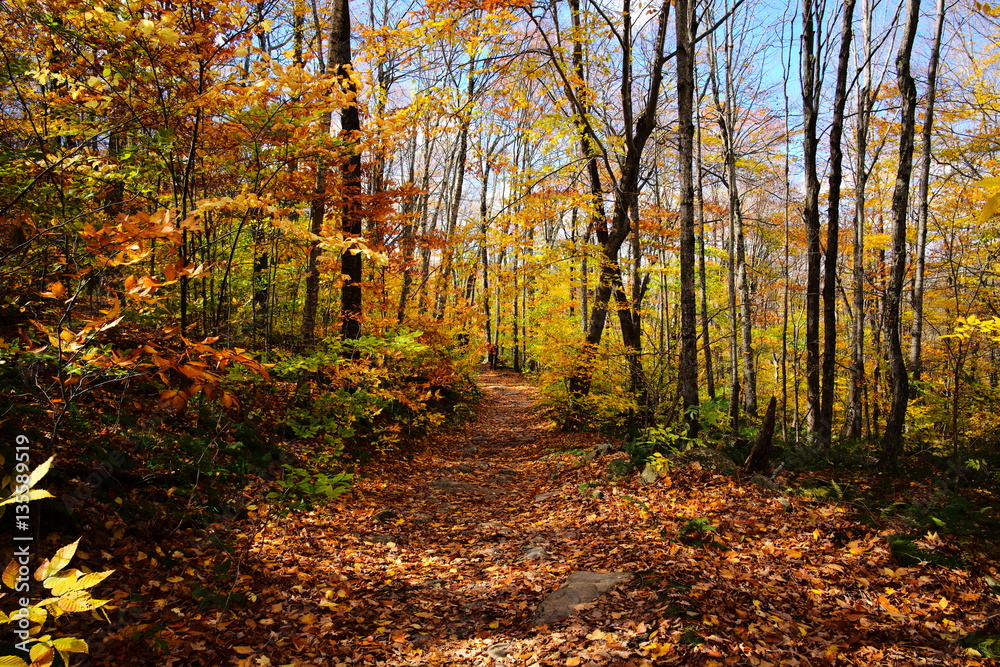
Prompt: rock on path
<box><xmin>532</xmin><ymin>571</ymin><xmax>634</xmax><ymax>626</ymax></box>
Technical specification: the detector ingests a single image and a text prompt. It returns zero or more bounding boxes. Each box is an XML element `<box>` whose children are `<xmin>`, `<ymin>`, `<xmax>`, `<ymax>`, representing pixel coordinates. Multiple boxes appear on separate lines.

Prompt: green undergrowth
<box><xmin>0</xmin><ymin>327</ymin><xmax>479</xmax><ymax>545</ymax></box>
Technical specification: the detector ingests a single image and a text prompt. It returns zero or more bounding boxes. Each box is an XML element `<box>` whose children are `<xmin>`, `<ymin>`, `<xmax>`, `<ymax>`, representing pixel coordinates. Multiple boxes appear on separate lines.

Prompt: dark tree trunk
<box><xmin>801</xmin><ymin>0</ymin><xmax>824</xmax><ymax>443</ymax></box>
<box><xmin>676</xmin><ymin>0</ymin><xmax>700</xmax><ymax>432</ymax></box>
<box><xmin>821</xmin><ymin>0</ymin><xmax>856</xmax><ymax>443</ymax></box>
<box><xmin>743</xmin><ymin>396</ymin><xmax>777</xmax><ymax>475</ymax></box>
<box><xmin>880</xmin><ymin>0</ymin><xmax>921</xmax><ymax>473</ymax></box>
<box><xmin>332</xmin><ymin>0</ymin><xmax>362</xmax><ymax>340</ymax></box>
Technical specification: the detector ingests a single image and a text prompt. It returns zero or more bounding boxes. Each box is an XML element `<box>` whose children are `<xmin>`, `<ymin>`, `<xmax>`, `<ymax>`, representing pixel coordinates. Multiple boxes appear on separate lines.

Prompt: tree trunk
<box><xmin>695</xmin><ymin>106</ymin><xmax>716</xmax><ymax>401</ymax></box>
<box><xmin>842</xmin><ymin>0</ymin><xmax>875</xmax><ymax>441</ymax></box>
<box><xmin>676</xmin><ymin>0</ymin><xmax>700</xmax><ymax>431</ymax></box>
<box><xmin>879</xmin><ymin>0</ymin><xmax>921</xmax><ymax>473</ymax></box>
<box><xmin>332</xmin><ymin>0</ymin><xmax>362</xmax><ymax>340</ymax></box>
<box><xmin>909</xmin><ymin>0</ymin><xmax>945</xmax><ymax>385</ymax></box>
<box><xmin>553</xmin><ymin>0</ymin><xmax>668</xmax><ymax>404</ymax></box>
<box><xmin>743</xmin><ymin>396</ymin><xmax>777</xmax><ymax>475</ymax></box>
<box><xmin>434</xmin><ymin>70</ymin><xmax>474</xmax><ymax>321</ymax></box>
<box><xmin>801</xmin><ymin>0</ymin><xmax>824</xmax><ymax>443</ymax></box>
<box><xmin>481</xmin><ymin>161</ymin><xmax>492</xmax><ymax>345</ymax></box>
<box><xmin>821</xmin><ymin>0</ymin><xmax>857</xmax><ymax>443</ymax></box>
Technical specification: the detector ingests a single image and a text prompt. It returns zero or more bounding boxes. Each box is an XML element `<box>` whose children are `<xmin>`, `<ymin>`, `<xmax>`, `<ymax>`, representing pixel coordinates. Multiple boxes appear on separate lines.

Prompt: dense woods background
<box><xmin>2</xmin><ymin>0</ymin><xmax>1000</xmax><ymax>662</ymax></box>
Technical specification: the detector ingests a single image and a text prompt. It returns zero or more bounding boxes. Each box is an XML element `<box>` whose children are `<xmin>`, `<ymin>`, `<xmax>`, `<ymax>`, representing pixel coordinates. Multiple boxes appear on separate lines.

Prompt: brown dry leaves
<box><xmin>93</xmin><ymin>372</ymin><xmax>996</xmax><ymax>665</ymax></box>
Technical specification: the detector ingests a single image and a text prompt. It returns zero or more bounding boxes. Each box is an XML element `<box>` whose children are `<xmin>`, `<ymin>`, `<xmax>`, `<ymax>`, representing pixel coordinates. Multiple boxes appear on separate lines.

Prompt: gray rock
<box><xmin>366</xmin><ymin>534</ymin><xmax>397</xmax><ymax>545</ymax></box>
<box><xmin>532</xmin><ymin>571</ymin><xmax>633</xmax><ymax>625</ymax></box>
<box><xmin>639</xmin><ymin>463</ymin><xmax>659</xmax><ymax>485</ymax></box>
<box><xmin>522</xmin><ymin>546</ymin><xmax>550</xmax><ymax>561</ymax></box>
<box><xmin>777</xmin><ymin>497</ymin><xmax>793</xmax><ymax>512</ymax></box>
<box><xmin>431</xmin><ymin>478</ymin><xmax>481</xmax><ymax>494</ymax></box>
<box><xmin>748</xmin><ymin>474</ymin><xmax>779</xmax><ymax>492</ymax></box>
<box><xmin>671</xmin><ymin>447</ymin><xmax>738</xmax><ymax>476</ymax></box>
<box><xmin>534</xmin><ymin>491</ymin><xmax>560</xmax><ymax>502</ymax></box>
<box><xmin>486</xmin><ymin>642</ymin><xmax>515</xmax><ymax>660</ymax></box>
<box><xmin>583</xmin><ymin>443</ymin><xmax>616</xmax><ymax>461</ymax></box>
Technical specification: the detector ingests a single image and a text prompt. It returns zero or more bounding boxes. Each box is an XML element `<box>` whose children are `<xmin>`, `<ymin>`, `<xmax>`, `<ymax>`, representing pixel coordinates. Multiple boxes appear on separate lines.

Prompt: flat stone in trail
<box><xmin>532</xmin><ymin>571</ymin><xmax>633</xmax><ymax>626</ymax></box>
<box><xmin>430</xmin><ymin>478</ymin><xmax>482</xmax><ymax>494</ymax></box>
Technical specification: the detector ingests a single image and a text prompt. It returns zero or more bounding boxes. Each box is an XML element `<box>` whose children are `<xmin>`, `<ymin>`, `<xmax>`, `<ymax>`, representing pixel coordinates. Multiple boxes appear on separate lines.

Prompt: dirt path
<box><xmin>252</xmin><ymin>370</ymin><xmax>640</xmax><ymax>665</ymax></box>
<box><xmin>239</xmin><ymin>371</ymin><xmax>990</xmax><ymax>667</ymax></box>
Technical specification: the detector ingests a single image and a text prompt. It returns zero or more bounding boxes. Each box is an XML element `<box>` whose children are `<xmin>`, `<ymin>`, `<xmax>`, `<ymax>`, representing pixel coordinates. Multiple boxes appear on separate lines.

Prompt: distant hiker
<box><xmin>486</xmin><ymin>343</ymin><xmax>499</xmax><ymax>369</ymax></box>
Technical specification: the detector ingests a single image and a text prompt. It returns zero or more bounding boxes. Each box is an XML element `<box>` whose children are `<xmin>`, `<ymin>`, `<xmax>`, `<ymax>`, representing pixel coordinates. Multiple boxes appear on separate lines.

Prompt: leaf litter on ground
<box><xmin>86</xmin><ymin>371</ymin><xmax>998</xmax><ymax>666</ymax></box>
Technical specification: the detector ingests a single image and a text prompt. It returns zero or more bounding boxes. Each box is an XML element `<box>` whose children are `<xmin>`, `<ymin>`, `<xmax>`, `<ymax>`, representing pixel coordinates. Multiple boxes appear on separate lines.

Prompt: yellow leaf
<box><xmin>0</xmin><ymin>489</ymin><xmax>53</xmax><ymax>508</ymax></box>
<box><xmin>981</xmin><ymin>191</ymin><xmax>1000</xmax><ymax>223</ymax></box>
<box><xmin>158</xmin><ymin>27</ymin><xmax>179</xmax><ymax>44</ymax></box>
<box><xmin>46</xmin><ymin>569</ymin><xmax>112</xmax><ymax>596</ymax></box>
<box><xmin>28</xmin><ymin>644</ymin><xmax>54</xmax><ymax>666</ymax></box>
<box><xmin>50</xmin><ymin>637</ymin><xmax>87</xmax><ymax>654</ymax></box>
<box><xmin>40</xmin><ymin>282</ymin><xmax>66</xmax><ymax>299</ymax></box>
<box><xmin>233</xmin><ymin>647</ymin><xmax>253</xmax><ymax>655</ymax></box>
<box><xmin>35</xmin><ymin>539</ymin><xmax>78</xmax><ymax>581</ymax></box>
<box><xmin>2</xmin><ymin>560</ymin><xmax>20</xmax><ymax>589</ymax></box>
<box><xmin>867</xmin><ymin>232</ymin><xmax>892</xmax><ymax>250</ymax></box>
<box><xmin>27</xmin><ymin>456</ymin><xmax>55</xmax><ymax>491</ymax></box>
<box><xmin>566</xmin><ymin>658</ymin><xmax>581</xmax><ymax>667</ymax></box>
<box><xmin>0</xmin><ymin>657</ymin><xmax>28</xmax><ymax>667</ymax></box>
<box><xmin>55</xmin><ymin>590</ymin><xmax>109</xmax><ymax>612</ymax></box>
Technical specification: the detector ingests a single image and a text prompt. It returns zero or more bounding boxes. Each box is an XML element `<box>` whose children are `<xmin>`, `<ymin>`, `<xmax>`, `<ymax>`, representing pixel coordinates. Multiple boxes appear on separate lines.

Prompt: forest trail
<box><xmin>252</xmin><ymin>369</ymin><xmax>634</xmax><ymax>665</ymax></box>
<box><xmin>236</xmin><ymin>371</ymin><xmax>992</xmax><ymax>667</ymax></box>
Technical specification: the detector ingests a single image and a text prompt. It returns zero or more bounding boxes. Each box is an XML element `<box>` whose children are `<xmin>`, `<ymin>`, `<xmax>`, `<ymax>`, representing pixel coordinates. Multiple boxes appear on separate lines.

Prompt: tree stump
<box><xmin>743</xmin><ymin>395</ymin><xmax>777</xmax><ymax>475</ymax></box>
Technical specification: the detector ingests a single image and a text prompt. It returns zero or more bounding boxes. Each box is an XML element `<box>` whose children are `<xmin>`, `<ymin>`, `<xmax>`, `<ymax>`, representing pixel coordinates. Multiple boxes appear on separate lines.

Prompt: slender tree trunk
<box><xmin>909</xmin><ymin>0</ymin><xmax>945</xmax><ymax>385</ymax></box>
<box><xmin>332</xmin><ymin>0</ymin><xmax>362</xmax><ymax>340</ymax></box>
<box><xmin>435</xmin><ymin>70</ymin><xmax>474</xmax><ymax>321</ymax></box>
<box><xmin>780</xmin><ymin>11</ymin><xmax>794</xmax><ymax>443</ymax></box>
<box><xmin>397</xmin><ymin>131</ymin><xmax>423</xmax><ymax>323</ymax></box>
<box><xmin>842</xmin><ymin>0</ymin><xmax>875</xmax><ymax>441</ymax></box>
<box><xmin>801</xmin><ymin>0</ymin><xmax>824</xmax><ymax>442</ymax></box>
<box><xmin>695</xmin><ymin>104</ymin><xmax>716</xmax><ymax>401</ymax></box>
<box><xmin>301</xmin><ymin>144</ymin><xmax>328</xmax><ymax>346</ymax></box>
<box><xmin>481</xmin><ymin>163</ymin><xmax>492</xmax><ymax>344</ymax></box>
<box><xmin>880</xmin><ymin>0</ymin><xmax>921</xmax><ymax>473</ymax></box>
<box><xmin>676</xmin><ymin>0</ymin><xmax>700</xmax><ymax>430</ymax></box>
<box><xmin>821</xmin><ymin>0</ymin><xmax>857</xmax><ymax>443</ymax></box>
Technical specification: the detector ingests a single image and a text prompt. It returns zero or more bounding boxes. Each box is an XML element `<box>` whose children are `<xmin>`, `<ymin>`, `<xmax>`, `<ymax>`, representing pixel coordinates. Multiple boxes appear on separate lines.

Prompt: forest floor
<box><xmin>91</xmin><ymin>370</ymin><xmax>998</xmax><ymax>666</ymax></box>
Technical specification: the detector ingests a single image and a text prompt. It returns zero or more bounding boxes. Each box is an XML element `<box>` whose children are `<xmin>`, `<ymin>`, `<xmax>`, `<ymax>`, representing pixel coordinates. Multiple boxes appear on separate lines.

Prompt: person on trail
<box><xmin>486</xmin><ymin>342</ymin><xmax>499</xmax><ymax>369</ymax></box>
